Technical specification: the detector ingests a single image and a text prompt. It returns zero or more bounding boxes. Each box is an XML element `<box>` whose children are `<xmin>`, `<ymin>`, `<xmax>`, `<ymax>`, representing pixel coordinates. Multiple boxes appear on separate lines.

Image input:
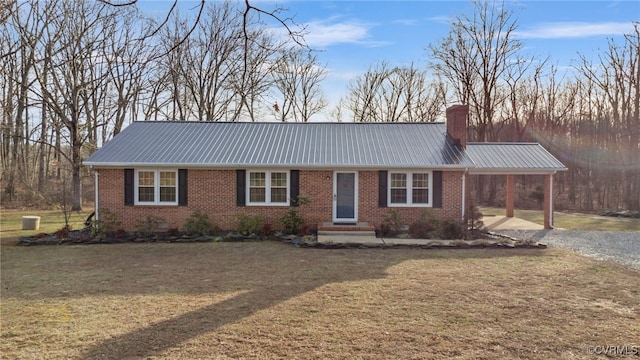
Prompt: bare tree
<box><xmin>29</xmin><ymin>0</ymin><xmax>121</xmax><ymax>210</ymax></box>
<box><xmin>271</xmin><ymin>48</ymin><xmax>327</xmax><ymax>122</ymax></box>
<box><xmin>430</xmin><ymin>0</ymin><xmax>523</xmax><ymax>141</ymax></box>
<box><xmin>344</xmin><ymin>61</ymin><xmax>446</xmax><ymax>122</ymax></box>
<box><xmin>578</xmin><ymin>22</ymin><xmax>640</xmax><ymax>210</ymax></box>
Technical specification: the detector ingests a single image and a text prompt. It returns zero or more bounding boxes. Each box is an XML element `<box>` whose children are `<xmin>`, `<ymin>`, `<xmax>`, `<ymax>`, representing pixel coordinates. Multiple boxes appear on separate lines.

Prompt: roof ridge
<box><xmin>467</xmin><ymin>142</ymin><xmax>541</xmax><ymax>145</ymax></box>
<box><xmin>130</xmin><ymin>121</ymin><xmax>447</xmax><ymax>125</ymax></box>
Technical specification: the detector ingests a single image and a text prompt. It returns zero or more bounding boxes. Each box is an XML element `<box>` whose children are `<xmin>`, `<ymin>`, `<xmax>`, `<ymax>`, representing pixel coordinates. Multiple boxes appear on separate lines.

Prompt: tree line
<box><xmin>1</xmin><ymin>0</ymin><xmax>327</xmax><ymax>210</ymax></box>
<box><xmin>1</xmin><ymin>0</ymin><xmax>638</xmax><ymax>212</ymax></box>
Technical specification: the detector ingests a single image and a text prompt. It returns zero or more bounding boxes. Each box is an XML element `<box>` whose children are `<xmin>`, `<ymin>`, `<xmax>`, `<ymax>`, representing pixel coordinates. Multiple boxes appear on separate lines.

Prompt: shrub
<box><xmin>276</xmin><ymin>195</ymin><xmax>312</xmax><ymax>235</ymax></box>
<box><xmin>465</xmin><ymin>203</ymin><xmax>484</xmax><ymax>231</ymax></box>
<box><xmin>377</xmin><ymin>223</ymin><xmax>393</xmax><ymax>237</ymax></box>
<box><xmin>166</xmin><ymin>227</ymin><xmax>180</xmax><ymax>237</ymax></box>
<box><xmin>135</xmin><ymin>215</ymin><xmax>165</xmax><ymax>238</ymax></box>
<box><xmin>408</xmin><ymin>210</ymin><xmax>440</xmax><ymax>239</ymax></box>
<box><xmin>182</xmin><ymin>211</ymin><xmax>215</xmax><ymax>236</ymax></box>
<box><xmin>54</xmin><ymin>225</ymin><xmax>71</xmax><ymax>239</ymax></box>
<box><xmin>260</xmin><ymin>223</ymin><xmax>273</xmax><ymax>237</ymax></box>
<box><xmin>440</xmin><ymin>219</ymin><xmax>467</xmax><ymax>240</ymax></box>
<box><xmin>300</xmin><ymin>223</ymin><xmax>316</xmax><ymax>236</ymax></box>
<box><xmin>381</xmin><ymin>209</ymin><xmax>403</xmax><ymax>234</ymax></box>
<box><xmin>91</xmin><ymin>208</ymin><xmax>121</xmax><ymax>240</ymax></box>
<box><xmin>278</xmin><ymin>208</ymin><xmax>305</xmax><ymax>235</ymax></box>
<box><xmin>236</xmin><ymin>214</ymin><xmax>263</xmax><ymax>236</ymax></box>
<box><xmin>114</xmin><ymin>228</ymin><xmax>127</xmax><ymax>239</ymax></box>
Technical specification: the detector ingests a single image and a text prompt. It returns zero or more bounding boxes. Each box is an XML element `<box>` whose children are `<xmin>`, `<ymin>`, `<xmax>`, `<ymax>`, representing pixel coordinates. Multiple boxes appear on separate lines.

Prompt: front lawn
<box><xmin>1</xmin><ymin>242</ymin><xmax>638</xmax><ymax>359</ymax></box>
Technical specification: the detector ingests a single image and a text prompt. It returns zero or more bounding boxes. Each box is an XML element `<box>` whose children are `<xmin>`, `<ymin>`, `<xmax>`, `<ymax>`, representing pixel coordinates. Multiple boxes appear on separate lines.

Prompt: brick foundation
<box><xmin>96</xmin><ymin>169</ymin><xmax>465</xmax><ymax>232</ymax></box>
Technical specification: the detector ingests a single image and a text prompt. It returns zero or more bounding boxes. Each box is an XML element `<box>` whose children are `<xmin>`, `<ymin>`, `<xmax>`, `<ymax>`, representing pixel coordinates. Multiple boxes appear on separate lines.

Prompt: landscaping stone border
<box><xmin>19</xmin><ymin>228</ymin><xmax>546</xmax><ymax>250</ymax></box>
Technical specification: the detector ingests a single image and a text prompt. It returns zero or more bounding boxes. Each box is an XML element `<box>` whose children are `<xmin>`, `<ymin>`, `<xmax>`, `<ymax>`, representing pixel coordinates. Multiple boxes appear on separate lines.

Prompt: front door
<box><xmin>333</xmin><ymin>171</ymin><xmax>358</xmax><ymax>223</ymax></box>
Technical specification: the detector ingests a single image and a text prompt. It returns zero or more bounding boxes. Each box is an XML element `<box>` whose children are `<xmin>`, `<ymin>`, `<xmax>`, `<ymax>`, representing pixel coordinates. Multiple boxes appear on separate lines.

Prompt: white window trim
<box><xmin>134</xmin><ymin>169</ymin><xmax>178</xmax><ymax>206</ymax></box>
<box><xmin>246</xmin><ymin>170</ymin><xmax>290</xmax><ymax>206</ymax></box>
<box><xmin>388</xmin><ymin>171</ymin><xmax>433</xmax><ymax>207</ymax></box>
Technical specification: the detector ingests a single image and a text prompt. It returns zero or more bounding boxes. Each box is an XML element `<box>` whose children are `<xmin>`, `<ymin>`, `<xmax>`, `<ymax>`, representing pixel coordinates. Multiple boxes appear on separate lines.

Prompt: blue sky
<box><xmin>142</xmin><ymin>1</ymin><xmax>639</xmax><ymax>120</ymax></box>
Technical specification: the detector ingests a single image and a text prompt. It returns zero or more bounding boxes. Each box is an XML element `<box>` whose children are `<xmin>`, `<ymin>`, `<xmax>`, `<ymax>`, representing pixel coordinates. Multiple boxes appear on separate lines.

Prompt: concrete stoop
<box><xmin>317</xmin><ymin>222</ymin><xmax>377</xmax><ymax>244</ymax></box>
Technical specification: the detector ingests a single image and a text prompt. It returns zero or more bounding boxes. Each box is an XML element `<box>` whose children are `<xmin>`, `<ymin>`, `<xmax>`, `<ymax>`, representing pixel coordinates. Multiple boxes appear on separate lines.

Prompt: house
<box><xmin>83</xmin><ymin>105</ymin><xmax>566</xmax><ymax>232</ymax></box>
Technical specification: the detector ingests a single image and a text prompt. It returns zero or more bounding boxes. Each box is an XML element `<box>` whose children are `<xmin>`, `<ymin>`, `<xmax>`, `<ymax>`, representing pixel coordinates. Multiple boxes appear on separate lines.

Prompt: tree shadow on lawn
<box><xmin>11</xmin><ymin>242</ymin><xmax>546</xmax><ymax>359</ymax></box>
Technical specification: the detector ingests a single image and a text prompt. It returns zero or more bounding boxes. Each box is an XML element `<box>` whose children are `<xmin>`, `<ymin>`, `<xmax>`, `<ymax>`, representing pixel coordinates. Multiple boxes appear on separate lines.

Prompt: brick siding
<box><xmin>97</xmin><ymin>169</ymin><xmax>464</xmax><ymax>232</ymax></box>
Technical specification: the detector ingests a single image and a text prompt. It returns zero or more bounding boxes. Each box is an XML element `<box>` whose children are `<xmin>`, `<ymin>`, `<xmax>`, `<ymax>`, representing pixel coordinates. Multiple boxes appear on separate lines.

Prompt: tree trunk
<box><xmin>71</xmin><ymin>128</ymin><xmax>82</xmax><ymax>211</ymax></box>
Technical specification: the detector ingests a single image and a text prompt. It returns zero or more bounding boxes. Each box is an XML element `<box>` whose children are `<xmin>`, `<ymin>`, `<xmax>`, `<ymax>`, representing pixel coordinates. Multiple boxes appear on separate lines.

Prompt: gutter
<box><xmin>82</xmin><ymin>162</ymin><xmax>477</xmax><ymax>170</ymax></box>
<box><xmin>94</xmin><ymin>167</ymin><xmax>99</xmax><ymax>222</ymax></box>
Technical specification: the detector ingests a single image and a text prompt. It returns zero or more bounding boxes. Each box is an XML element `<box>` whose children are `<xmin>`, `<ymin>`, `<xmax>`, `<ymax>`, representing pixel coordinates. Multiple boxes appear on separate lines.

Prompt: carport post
<box><xmin>543</xmin><ymin>174</ymin><xmax>553</xmax><ymax>229</ymax></box>
<box><xmin>506</xmin><ymin>174</ymin><xmax>514</xmax><ymax>217</ymax></box>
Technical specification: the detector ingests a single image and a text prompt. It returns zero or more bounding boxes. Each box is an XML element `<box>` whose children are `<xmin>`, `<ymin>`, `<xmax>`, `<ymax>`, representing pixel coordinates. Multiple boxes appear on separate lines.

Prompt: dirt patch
<box><xmin>1</xmin><ymin>242</ymin><xmax>638</xmax><ymax>359</ymax></box>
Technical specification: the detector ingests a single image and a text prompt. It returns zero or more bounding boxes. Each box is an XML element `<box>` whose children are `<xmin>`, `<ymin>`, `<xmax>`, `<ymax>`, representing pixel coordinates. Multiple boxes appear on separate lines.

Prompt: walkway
<box><xmin>482</xmin><ymin>215</ymin><xmax>544</xmax><ymax>231</ymax></box>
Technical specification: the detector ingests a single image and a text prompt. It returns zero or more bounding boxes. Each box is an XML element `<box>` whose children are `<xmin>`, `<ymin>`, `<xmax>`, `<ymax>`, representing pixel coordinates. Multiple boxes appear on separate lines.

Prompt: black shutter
<box><xmin>124</xmin><ymin>169</ymin><xmax>134</xmax><ymax>206</ymax></box>
<box><xmin>236</xmin><ymin>170</ymin><xmax>246</xmax><ymax>206</ymax></box>
<box><xmin>433</xmin><ymin>171</ymin><xmax>443</xmax><ymax>208</ymax></box>
<box><xmin>290</xmin><ymin>170</ymin><xmax>300</xmax><ymax>206</ymax></box>
<box><xmin>178</xmin><ymin>169</ymin><xmax>188</xmax><ymax>206</ymax></box>
<box><xmin>378</xmin><ymin>170</ymin><xmax>388</xmax><ymax>208</ymax></box>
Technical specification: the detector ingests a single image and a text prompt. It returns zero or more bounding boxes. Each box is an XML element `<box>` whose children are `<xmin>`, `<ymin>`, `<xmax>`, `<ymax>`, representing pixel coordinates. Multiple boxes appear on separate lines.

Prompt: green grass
<box><xmin>480</xmin><ymin>207</ymin><xmax>640</xmax><ymax>231</ymax></box>
<box><xmin>0</xmin><ymin>209</ymin><xmax>93</xmax><ymax>245</ymax></box>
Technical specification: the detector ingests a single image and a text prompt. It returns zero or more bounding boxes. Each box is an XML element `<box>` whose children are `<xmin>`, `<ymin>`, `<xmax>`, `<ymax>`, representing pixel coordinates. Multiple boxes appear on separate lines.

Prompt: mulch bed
<box><xmin>18</xmin><ymin>228</ymin><xmax>546</xmax><ymax>249</ymax></box>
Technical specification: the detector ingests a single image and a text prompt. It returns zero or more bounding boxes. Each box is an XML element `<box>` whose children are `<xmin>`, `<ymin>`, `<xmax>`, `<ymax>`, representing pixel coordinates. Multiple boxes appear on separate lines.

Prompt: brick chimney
<box><xmin>446</xmin><ymin>104</ymin><xmax>468</xmax><ymax>149</ymax></box>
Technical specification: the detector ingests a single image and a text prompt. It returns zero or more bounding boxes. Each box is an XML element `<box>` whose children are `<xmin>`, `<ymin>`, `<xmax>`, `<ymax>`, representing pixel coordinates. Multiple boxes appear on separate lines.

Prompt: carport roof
<box><xmin>466</xmin><ymin>143</ymin><xmax>567</xmax><ymax>174</ymax></box>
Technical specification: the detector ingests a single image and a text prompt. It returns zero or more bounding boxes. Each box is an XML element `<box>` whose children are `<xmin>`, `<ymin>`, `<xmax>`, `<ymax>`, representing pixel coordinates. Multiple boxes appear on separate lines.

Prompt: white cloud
<box><xmin>393</xmin><ymin>19</ymin><xmax>418</xmax><ymax>26</ymax></box>
<box><xmin>326</xmin><ymin>69</ymin><xmax>360</xmax><ymax>82</ymax></box>
<box><xmin>514</xmin><ymin>21</ymin><xmax>635</xmax><ymax>39</ymax></box>
<box><xmin>428</xmin><ymin>15</ymin><xmax>452</xmax><ymax>25</ymax></box>
<box><xmin>281</xmin><ymin>17</ymin><xmax>390</xmax><ymax>48</ymax></box>
<box><xmin>303</xmin><ymin>20</ymin><xmax>370</xmax><ymax>47</ymax></box>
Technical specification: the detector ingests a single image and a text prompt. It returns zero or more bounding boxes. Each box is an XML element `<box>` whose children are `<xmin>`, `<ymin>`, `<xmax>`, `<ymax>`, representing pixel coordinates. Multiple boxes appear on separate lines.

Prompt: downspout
<box><xmin>549</xmin><ymin>172</ymin><xmax>554</xmax><ymax>228</ymax></box>
<box><xmin>94</xmin><ymin>168</ymin><xmax>99</xmax><ymax>222</ymax></box>
<box><xmin>461</xmin><ymin>168</ymin><xmax>468</xmax><ymax>222</ymax></box>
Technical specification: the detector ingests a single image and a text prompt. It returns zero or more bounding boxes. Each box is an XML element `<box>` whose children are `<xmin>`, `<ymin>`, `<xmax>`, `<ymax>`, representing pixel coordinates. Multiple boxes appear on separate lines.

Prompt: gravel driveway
<box><xmin>494</xmin><ymin>230</ymin><xmax>640</xmax><ymax>270</ymax></box>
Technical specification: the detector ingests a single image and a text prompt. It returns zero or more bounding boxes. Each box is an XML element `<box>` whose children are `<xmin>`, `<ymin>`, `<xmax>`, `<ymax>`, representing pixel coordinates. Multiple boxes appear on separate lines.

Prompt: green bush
<box><xmin>135</xmin><ymin>215</ymin><xmax>165</xmax><ymax>238</ymax></box>
<box><xmin>408</xmin><ymin>210</ymin><xmax>440</xmax><ymax>239</ymax></box>
<box><xmin>236</xmin><ymin>214</ymin><xmax>263</xmax><ymax>236</ymax></box>
<box><xmin>278</xmin><ymin>208</ymin><xmax>305</xmax><ymax>235</ymax></box>
<box><xmin>277</xmin><ymin>195</ymin><xmax>312</xmax><ymax>235</ymax></box>
<box><xmin>91</xmin><ymin>208</ymin><xmax>121</xmax><ymax>240</ymax></box>
<box><xmin>182</xmin><ymin>211</ymin><xmax>215</xmax><ymax>236</ymax></box>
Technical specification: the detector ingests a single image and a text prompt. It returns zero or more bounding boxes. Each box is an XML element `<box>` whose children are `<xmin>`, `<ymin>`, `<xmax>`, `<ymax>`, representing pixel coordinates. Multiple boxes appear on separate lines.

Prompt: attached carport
<box><xmin>466</xmin><ymin>143</ymin><xmax>568</xmax><ymax>229</ymax></box>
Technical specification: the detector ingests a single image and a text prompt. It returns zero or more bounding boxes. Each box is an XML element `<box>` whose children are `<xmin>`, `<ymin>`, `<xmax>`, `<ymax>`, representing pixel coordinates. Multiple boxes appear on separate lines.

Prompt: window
<box><xmin>135</xmin><ymin>170</ymin><xmax>178</xmax><ymax>205</ymax></box>
<box><xmin>390</xmin><ymin>173</ymin><xmax>407</xmax><ymax>204</ymax></box>
<box><xmin>247</xmin><ymin>170</ymin><xmax>289</xmax><ymax>205</ymax></box>
<box><xmin>412</xmin><ymin>173</ymin><xmax>429</xmax><ymax>204</ymax></box>
<box><xmin>388</xmin><ymin>171</ymin><xmax>432</xmax><ymax>206</ymax></box>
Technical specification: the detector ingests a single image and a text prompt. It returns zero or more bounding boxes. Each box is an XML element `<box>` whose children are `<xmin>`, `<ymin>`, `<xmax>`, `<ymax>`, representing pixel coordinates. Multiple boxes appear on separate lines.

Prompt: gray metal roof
<box><xmin>466</xmin><ymin>143</ymin><xmax>567</xmax><ymax>174</ymax></box>
<box><xmin>84</xmin><ymin>121</ymin><xmax>474</xmax><ymax>169</ymax></box>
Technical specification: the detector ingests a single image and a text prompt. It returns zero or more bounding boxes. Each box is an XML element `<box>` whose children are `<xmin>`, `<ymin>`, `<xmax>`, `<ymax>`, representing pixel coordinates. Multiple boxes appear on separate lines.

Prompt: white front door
<box><xmin>333</xmin><ymin>171</ymin><xmax>358</xmax><ymax>223</ymax></box>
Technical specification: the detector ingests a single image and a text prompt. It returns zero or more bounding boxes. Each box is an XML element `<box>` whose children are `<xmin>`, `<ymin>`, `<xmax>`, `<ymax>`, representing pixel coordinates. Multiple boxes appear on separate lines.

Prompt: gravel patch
<box><xmin>493</xmin><ymin>230</ymin><xmax>640</xmax><ymax>270</ymax></box>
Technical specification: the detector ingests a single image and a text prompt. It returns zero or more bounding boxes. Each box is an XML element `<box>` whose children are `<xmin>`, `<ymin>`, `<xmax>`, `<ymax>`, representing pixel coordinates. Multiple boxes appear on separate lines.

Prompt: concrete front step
<box><xmin>317</xmin><ymin>222</ymin><xmax>376</xmax><ymax>232</ymax></box>
<box><xmin>317</xmin><ymin>230</ymin><xmax>376</xmax><ymax>237</ymax></box>
<box><xmin>317</xmin><ymin>222</ymin><xmax>378</xmax><ymax>244</ymax></box>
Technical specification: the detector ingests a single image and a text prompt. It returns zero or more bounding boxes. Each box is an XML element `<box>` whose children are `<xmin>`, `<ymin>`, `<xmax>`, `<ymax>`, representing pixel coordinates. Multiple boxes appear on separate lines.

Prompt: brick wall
<box><xmin>97</xmin><ymin>169</ymin><xmax>464</xmax><ymax>231</ymax></box>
